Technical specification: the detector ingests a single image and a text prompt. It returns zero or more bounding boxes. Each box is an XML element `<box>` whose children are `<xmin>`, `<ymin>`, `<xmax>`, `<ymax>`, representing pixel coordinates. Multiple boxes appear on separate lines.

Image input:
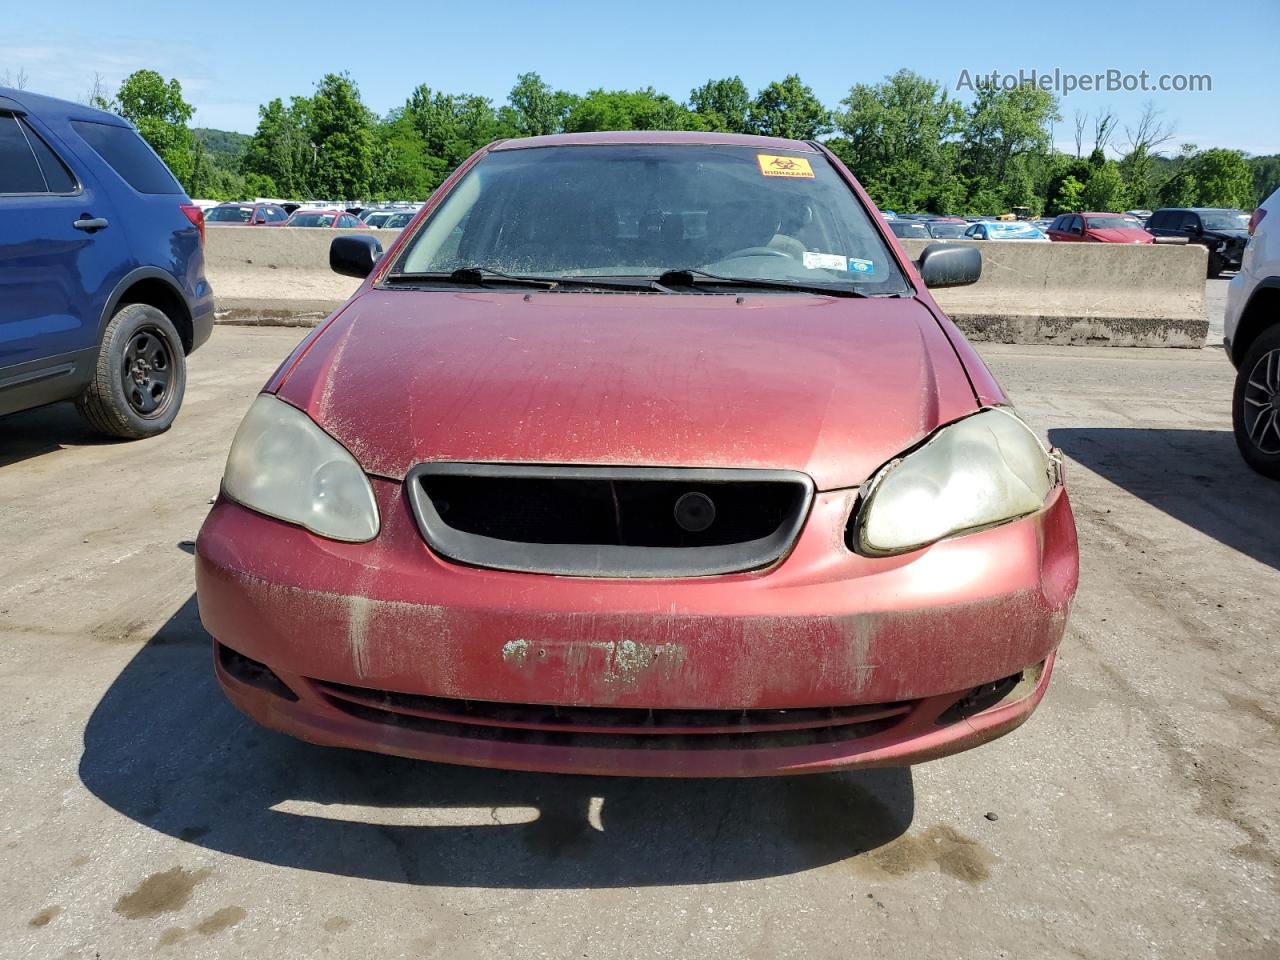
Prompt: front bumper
<box><xmin>195</xmin><ymin>477</ymin><xmax>1078</xmax><ymax>777</ymax></box>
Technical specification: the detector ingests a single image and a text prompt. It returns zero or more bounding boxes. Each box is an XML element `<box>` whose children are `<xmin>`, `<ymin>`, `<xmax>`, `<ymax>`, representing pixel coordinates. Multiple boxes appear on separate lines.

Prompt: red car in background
<box><xmin>196</xmin><ymin>132</ymin><xmax>1078</xmax><ymax>778</ymax></box>
<box><xmin>284</xmin><ymin>208</ymin><xmax>371</xmax><ymax>229</ymax></box>
<box><xmin>1047</xmin><ymin>212</ymin><xmax>1153</xmax><ymax>243</ymax></box>
<box><xmin>205</xmin><ymin>201</ymin><xmax>289</xmax><ymax>226</ymax></box>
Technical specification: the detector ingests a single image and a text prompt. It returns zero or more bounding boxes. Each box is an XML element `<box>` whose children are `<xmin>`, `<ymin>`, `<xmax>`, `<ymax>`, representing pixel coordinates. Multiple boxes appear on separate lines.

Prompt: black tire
<box><xmin>1232</xmin><ymin>324</ymin><xmax>1280</xmax><ymax>479</ymax></box>
<box><xmin>76</xmin><ymin>303</ymin><xmax>186</xmax><ymax>439</ymax></box>
<box><xmin>1208</xmin><ymin>252</ymin><xmax>1224</xmax><ymax>278</ymax></box>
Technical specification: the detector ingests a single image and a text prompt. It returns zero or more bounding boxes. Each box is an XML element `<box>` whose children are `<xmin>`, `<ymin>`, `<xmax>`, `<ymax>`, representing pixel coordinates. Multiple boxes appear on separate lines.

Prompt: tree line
<box><xmin>79</xmin><ymin>68</ymin><xmax>1280</xmax><ymax>214</ymax></box>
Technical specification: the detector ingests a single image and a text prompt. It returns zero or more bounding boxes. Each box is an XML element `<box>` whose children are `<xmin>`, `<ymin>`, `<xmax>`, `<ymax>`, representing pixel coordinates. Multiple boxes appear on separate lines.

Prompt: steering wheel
<box><xmin>721</xmin><ymin>246</ymin><xmax>793</xmax><ymax>260</ymax></box>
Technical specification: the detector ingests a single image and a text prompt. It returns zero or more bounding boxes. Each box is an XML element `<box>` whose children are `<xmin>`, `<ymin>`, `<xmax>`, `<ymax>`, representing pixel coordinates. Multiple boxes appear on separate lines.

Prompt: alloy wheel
<box><xmin>1242</xmin><ymin>347</ymin><xmax>1280</xmax><ymax>454</ymax></box>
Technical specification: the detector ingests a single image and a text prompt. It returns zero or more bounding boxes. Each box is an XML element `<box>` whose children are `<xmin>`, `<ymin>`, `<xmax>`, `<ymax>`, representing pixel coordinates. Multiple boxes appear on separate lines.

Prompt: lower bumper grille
<box><xmin>312</xmin><ymin>680</ymin><xmax>912</xmax><ymax>750</ymax></box>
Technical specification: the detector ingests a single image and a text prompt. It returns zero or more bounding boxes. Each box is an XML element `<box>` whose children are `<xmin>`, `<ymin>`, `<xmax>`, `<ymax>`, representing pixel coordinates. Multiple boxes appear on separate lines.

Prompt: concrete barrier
<box><xmin>205</xmin><ymin>227</ymin><xmax>395</xmax><ymax>324</ymax></box>
<box><xmin>901</xmin><ymin>238</ymin><xmax>1208</xmax><ymax>347</ymax></box>
<box><xmin>205</xmin><ymin>229</ymin><xmax>1209</xmax><ymax>347</ymax></box>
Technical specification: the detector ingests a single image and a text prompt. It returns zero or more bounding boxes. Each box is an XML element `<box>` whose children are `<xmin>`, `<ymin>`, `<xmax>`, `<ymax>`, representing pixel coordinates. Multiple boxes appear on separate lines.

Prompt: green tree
<box><xmin>1053</xmin><ymin>175</ymin><xmax>1086</xmax><ymax>213</ymax></box>
<box><xmin>748</xmin><ymin>74</ymin><xmax>830</xmax><ymax>140</ymax></box>
<box><xmin>1250</xmin><ymin>155</ymin><xmax>1280</xmax><ymax>205</ymax></box>
<box><xmin>503</xmin><ymin>72</ymin><xmax>576</xmax><ymax>136</ymax></box>
<box><xmin>564</xmin><ymin>88</ymin><xmax>704</xmax><ymax>132</ymax></box>
<box><xmin>1081</xmin><ymin>162</ymin><xmax>1130</xmax><ymax>211</ymax></box>
<box><xmin>404</xmin><ymin>86</ymin><xmax>515</xmax><ymax>188</ymax></box>
<box><xmin>112</xmin><ymin>69</ymin><xmax>197</xmax><ymax>187</ymax></box>
<box><xmin>305</xmin><ymin>73</ymin><xmax>379</xmax><ymax>199</ymax></box>
<box><xmin>241</xmin><ymin>97</ymin><xmax>315</xmax><ymax>197</ymax></box>
<box><xmin>689</xmin><ymin>77</ymin><xmax>752</xmax><ymax>133</ymax></box>
<box><xmin>961</xmin><ymin>85</ymin><xmax>1059</xmax><ymax>211</ymax></box>
<box><xmin>1185</xmin><ymin>148</ymin><xmax>1254</xmax><ymax>208</ymax></box>
<box><xmin>829</xmin><ymin>70</ymin><xmax>964</xmax><ymax>212</ymax></box>
<box><xmin>373</xmin><ymin>108</ymin><xmax>435</xmax><ymax>200</ymax></box>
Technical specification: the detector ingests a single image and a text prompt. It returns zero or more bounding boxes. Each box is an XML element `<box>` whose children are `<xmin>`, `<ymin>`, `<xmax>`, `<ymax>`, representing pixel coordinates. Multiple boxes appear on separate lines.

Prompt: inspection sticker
<box><xmin>803</xmin><ymin>251</ymin><xmax>848</xmax><ymax>271</ymax></box>
<box><xmin>848</xmin><ymin>258</ymin><xmax>875</xmax><ymax>275</ymax></box>
<box><xmin>757</xmin><ymin>154</ymin><xmax>815</xmax><ymax>178</ymax></box>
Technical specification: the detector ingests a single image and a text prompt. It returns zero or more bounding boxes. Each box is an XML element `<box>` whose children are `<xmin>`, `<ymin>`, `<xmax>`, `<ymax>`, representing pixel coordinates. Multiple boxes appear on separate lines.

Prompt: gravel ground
<box><xmin>1</xmin><ymin>324</ymin><xmax>1276</xmax><ymax>960</ymax></box>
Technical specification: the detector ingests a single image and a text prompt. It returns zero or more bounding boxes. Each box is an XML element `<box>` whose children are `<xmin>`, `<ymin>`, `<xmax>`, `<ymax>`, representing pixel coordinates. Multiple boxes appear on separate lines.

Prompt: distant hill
<box><xmin>193</xmin><ymin>128</ymin><xmax>250</xmax><ymax>163</ymax></box>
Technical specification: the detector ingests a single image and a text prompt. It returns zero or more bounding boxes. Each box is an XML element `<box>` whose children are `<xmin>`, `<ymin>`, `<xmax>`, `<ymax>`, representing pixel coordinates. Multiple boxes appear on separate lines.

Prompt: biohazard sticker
<box><xmin>756</xmin><ymin>154</ymin><xmax>814</xmax><ymax>178</ymax></box>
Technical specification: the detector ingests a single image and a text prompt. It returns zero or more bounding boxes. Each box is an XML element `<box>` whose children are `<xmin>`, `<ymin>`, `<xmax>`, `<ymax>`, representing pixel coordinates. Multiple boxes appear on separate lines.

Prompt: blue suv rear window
<box><xmin>0</xmin><ymin>114</ymin><xmax>47</xmax><ymax>193</ymax></box>
<box><xmin>70</xmin><ymin>120</ymin><xmax>183</xmax><ymax>195</ymax></box>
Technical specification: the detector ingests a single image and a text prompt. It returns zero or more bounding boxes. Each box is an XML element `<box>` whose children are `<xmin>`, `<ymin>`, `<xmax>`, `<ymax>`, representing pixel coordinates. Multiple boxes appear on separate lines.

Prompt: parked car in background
<box><xmin>1147</xmin><ymin>207</ymin><xmax>1251</xmax><ymax>276</ymax></box>
<box><xmin>360</xmin><ymin>209</ymin><xmax>406</xmax><ymax>229</ymax></box>
<box><xmin>1047</xmin><ymin>212</ymin><xmax>1154</xmax><ymax>244</ymax></box>
<box><xmin>964</xmin><ymin>221</ymin><xmax>1048</xmax><ymax>241</ymax></box>
<box><xmin>926</xmin><ymin>218</ymin><xmax>969</xmax><ymax>239</ymax></box>
<box><xmin>205</xmin><ymin>201</ymin><xmax>289</xmax><ymax>226</ymax></box>
<box><xmin>382</xmin><ymin>211</ymin><xmax>416</xmax><ymax>230</ymax></box>
<box><xmin>0</xmin><ymin>87</ymin><xmax>212</xmax><ymax>436</ymax></box>
<box><xmin>1126</xmin><ymin>209</ymin><xmax>1153</xmax><ymax>222</ymax></box>
<box><xmin>1224</xmin><ymin>187</ymin><xmax>1280</xmax><ymax>478</ymax></box>
<box><xmin>197</xmin><ymin>130</ymin><xmax>1077</xmax><ymax>779</ymax></box>
<box><xmin>888</xmin><ymin>219</ymin><xmax>931</xmax><ymax>239</ymax></box>
<box><xmin>284</xmin><ymin>209</ymin><xmax>370</xmax><ymax>229</ymax></box>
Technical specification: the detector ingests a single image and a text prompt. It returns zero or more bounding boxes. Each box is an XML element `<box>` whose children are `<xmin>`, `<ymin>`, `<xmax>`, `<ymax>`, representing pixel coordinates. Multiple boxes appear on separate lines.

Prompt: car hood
<box><xmin>275</xmin><ymin>290</ymin><xmax>981</xmax><ymax>490</ymax></box>
<box><xmin>1089</xmin><ymin>228</ymin><xmax>1153</xmax><ymax>243</ymax></box>
<box><xmin>1207</xmin><ymin>229</ymin><xmax>1250</xmax><ymax>242</ymax></box>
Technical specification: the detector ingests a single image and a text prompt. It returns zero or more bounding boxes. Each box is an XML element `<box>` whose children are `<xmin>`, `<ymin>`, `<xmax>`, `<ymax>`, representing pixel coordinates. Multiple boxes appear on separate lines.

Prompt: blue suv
<box><xmin>0</xmin><ymin>88</ymin><xmax>213</xmax><ymax>438</ymax></box>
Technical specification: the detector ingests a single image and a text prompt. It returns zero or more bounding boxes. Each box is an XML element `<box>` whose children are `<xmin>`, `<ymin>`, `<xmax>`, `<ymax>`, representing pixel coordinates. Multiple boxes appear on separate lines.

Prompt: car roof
<box><xmin>1155</xmin><ymin>207</ymin><xmax>1245</xmax><ymax>214</ymax></box>
<box><xmin>0</xmin><ymin>86</ymin><xmax>129</xmax><ymax>125</ymax></box>
<box><xmin>491</xmin><ymin>131</ymin><xmax>818</xmax><ymax>153</ymax></box>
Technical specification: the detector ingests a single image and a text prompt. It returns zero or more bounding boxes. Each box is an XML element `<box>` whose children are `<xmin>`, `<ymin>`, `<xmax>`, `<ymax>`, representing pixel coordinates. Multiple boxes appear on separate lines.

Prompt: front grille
<box><xmin>313</xmin><ymin>679</ymin><xmax>911</xmax><ymax>750</ymax></box>
<box><xmin>406</xmin><ymin>464</ymin><xmax>813</xmax><ymax>578</ymax></box>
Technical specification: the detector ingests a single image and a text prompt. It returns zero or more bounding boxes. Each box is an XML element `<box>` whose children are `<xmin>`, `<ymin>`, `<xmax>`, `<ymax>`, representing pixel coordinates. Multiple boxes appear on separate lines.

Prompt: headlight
<box><xmin>852</xmin><ymin>407</ymin><xmax>1059</xmax><ymax>556</ymax></box>
<box><xmin>223</xmin><ymin>394</ymin><xmax>379</xmax><ymax>542</ymax></box>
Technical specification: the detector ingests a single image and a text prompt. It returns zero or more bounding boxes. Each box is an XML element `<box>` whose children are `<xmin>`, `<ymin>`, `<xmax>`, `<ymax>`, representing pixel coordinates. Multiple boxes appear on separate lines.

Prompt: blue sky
<box><xmin>6</xmin><ymin>0</ymin><xmax>1278</xmax><ymax>155</ymax></box>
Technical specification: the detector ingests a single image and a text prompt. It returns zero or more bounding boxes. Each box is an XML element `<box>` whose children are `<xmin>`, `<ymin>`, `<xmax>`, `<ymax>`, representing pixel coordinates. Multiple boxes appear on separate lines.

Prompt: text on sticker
<box><xmin>757</xmin><ymin>154</ymin><xmax>815</xmax><ymax>178</ymax></box>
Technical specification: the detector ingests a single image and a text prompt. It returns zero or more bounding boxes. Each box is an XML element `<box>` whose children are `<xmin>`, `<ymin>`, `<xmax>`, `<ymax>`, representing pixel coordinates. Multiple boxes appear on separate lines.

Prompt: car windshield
<box><xmin>385</xmin><ymin>213</ymin><xmax>413</xmax><ymax>228</ymax></box>
<box><xmin>988</xmin><ymin>223</ymin><xmax>1041</xmax><ymax>237</ymax></box>
<box><xmin>290</xmin><ymin>213</ymin><xmax>336</xmax><ymax>227</ymax></box>
<box><xmin>1200</xmin><ymin>212</ymin><xmax>1249</xmax><ymax>231</ymax></box>
<box><xmin>1086</xmin><ymin>216</ymin><xmax>1137</xmax><ymax>230</ymax></box>
<box><xmin>207</xmin><ymin>206</ymin><xmax>252</xmax><ymax>222</ymax></box>
<box><xmin>394</xmin><ymin>144</ymin><xmax>909</xmax><ymax>293</ymax></box>
<box><xmin>927</xmin><ymin>222</ymin><xmax>968</xmax><ymax>238</ymax></box>
<box><xmin>889</xmin><ymin>221</ymin><xmax>930</xmax><ymax>239</ymax></box>
<box><xmin>365</xmin><ymin>213</ymin><xmax>391</xmax><ymax>227</ymax></box>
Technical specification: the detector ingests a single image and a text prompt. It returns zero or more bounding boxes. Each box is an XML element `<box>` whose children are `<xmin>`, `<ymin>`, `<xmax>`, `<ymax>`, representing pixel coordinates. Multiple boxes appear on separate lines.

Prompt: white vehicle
<box><xmin>1225</xmin><ymin>186</ymin><xmax>1280</xmax><ymax>478</ymax></box>
<box><xmin>963</xmin><ymin>221</ymin><xmax>1049</xmax><ymax>241</ymax></box>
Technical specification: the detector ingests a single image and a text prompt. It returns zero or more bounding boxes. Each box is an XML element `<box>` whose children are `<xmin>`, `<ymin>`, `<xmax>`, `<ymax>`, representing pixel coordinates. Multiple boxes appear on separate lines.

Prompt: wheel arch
<box><xmin>100</xmin><ymin>268</ymin><xmax>195</xmax><ymax>354</ymax></box>
<box><xmin>1231</xmin><ymin>279</ymin><xmax>1280</xmax><ymax>367</ymax></box>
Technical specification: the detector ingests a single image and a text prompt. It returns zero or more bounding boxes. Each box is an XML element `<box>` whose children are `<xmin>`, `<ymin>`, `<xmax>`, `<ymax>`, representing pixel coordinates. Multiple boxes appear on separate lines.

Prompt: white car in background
<box><xmin>1225</xmin><ymin>186</ymin><xmax>1280</xmax><ymax>478</ymax></box>
<box><xmin>964</xmin><ymin>221</ymin><xmax>1049</xmax><ymax>241</ymax></box>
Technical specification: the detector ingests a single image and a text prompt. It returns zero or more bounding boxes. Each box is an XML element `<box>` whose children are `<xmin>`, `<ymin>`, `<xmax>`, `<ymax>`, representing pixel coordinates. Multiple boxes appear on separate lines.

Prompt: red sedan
<box><xmin>1047</xmin><ymin>212</ymin><xmax>1153</xmax><ymax>243</ymax></box>
<box><xmin>283</xmin><ymin>208</ymin><xmax>371</xmax><ymax>229</ymax></box>
<box><xmin>196</xmin><ymin>132</ymin><xmax>1078</xmax><ymax>778</ymax></box>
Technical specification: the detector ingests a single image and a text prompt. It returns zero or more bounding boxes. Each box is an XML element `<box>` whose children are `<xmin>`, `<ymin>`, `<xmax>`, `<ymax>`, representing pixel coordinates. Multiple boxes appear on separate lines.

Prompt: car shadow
<box><xmin>79</xmin><ymin>595</ymin><xmax>915</xmax><ymax>889</ymax></box>
<box><xmin>0</xmin><ymin>401</ymin><xmax>118</xmax><ymax>468</ymax></box>
<box><xmin>1050</xmin><ymin>427</ymin><xmax>1280</xmax><ymax>571</ymax></box>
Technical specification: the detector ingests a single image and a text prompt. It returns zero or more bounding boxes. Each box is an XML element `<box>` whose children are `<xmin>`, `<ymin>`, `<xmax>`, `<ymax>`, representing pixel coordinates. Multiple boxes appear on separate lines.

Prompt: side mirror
<box><xmin>916</xmin><ymin>242</ymin><xmax>982</xmax><ymax>288</ymax></box>
<box><xmin>1182</xmin><ymin>223</ymin><xmax>1200</xmax><ymax>234</ymax></box>
<box><xmin>330</xmin><ymin>234</ymin><xmax>383</xmax><ymax>279</ymax></box>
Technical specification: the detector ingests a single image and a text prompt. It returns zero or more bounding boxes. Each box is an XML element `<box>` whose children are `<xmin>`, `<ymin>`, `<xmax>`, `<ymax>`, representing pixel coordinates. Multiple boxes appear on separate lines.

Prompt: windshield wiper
<box><xmin>387</xmin><ymin>267</ymin><xmax>664</xmax><ymax>292</ymax></box>
<box><xmin>655</xmin><ymin>268</ymin><xmax>868</xmax><ymax>298</ymax></box>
